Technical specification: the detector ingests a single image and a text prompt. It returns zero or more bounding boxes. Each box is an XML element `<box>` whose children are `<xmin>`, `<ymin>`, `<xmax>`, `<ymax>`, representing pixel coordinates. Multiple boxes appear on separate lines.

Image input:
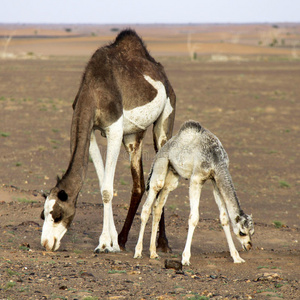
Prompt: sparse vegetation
<box><xmin>279</xmin><ymin>180</ymin><xmax>291</xmax><ymax>188</ymax></box>
<box><xmin>16</xmin><ymin>197</ymin><xmax>37</xmax><ymax>203</ymax></box>
<box><xmin>5</xmin><ymin>281</ymin><xmax>16</xmax><ymax>289</ymax></box>
<box><xmin>257</xmin><ymin>265</ymin><xmax>269</xmax><ymax>269</ymax></box>
<box><xmin>268</xmin><ymin>150</ymin><xmax>278</xmax><ymax>154</ymax></box>
<box><xmin>108</xmin><ymin>270</ymin><xmax>126</xmax><ymax>274</ymax></box>
<box><xmin>188</xmin><ymin>295</ymin><xmax>210</xmax><ymax>300</ymax></box>
<box><xmin>19</xmin><ymin>245</ymin><xmax>30</xmax><ymax>251</ymax></box>
<box><xmin>256</xmin><ymin>289</ymin><xmax>283</xmax><ymax>298</ymax></box>
<box><xmin>1</xmin><ymin>132</ymin><xmax>10</xmax><ymax>137</ymax></box>
<box><xmin>269</xmin><ymin>38</ymin><xmax>278</xmax><ymax>47</ymax></box>
<box><xmin>120</xmin><ymin>178</ymin><xmax>128</xmax><ymax>185</ymax></box>
<box><xmin>73</xmin><ymin>249</ymin><xmax>83</xmax><ymax>254</ymax></box>
<box><xmin>6</xmin><ymin>269</ymin><xmax>19</xmax><ymax>276</ymax></box>
<box><xmin>50</xmin><ymin>138</ymin><xmax>61</xmax><ymax>149</ymax></box>
<box><xmin>70</xmin><ymin>233</ymin><xmax>78</xmax><ymax>244</ymax></box>
<box><xmin>168</xmin><ymin>204</ymin><xmax>177</xmax><ymax>211</ymax></box>
<box><xmin>273</xmin><ymin>221</ymin><xmax>284</xmax><ymax>228</ymax></box>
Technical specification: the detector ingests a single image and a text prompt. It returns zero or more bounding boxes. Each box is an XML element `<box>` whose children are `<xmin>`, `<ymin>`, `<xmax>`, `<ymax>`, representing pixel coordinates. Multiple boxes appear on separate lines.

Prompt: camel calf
<box><xmin>134</xmin><ymin>121</ymin><xmax>254</xmax><ymax>265</ymax></box>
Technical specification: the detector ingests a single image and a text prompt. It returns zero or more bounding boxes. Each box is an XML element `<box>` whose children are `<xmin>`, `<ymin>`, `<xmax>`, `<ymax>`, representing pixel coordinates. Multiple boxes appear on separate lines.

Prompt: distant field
<box><xmin>1</xmin><ymin>23</ymin><xmax>299</xmax><ymax>57</ymax></box>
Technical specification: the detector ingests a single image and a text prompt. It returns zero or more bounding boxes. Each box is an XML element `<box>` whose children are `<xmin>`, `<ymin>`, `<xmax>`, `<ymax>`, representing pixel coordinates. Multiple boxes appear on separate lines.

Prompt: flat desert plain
<box><xmin>0</xmin><ymin>24</ymin><xmax>300</xmax><ymax>300</ymax></box>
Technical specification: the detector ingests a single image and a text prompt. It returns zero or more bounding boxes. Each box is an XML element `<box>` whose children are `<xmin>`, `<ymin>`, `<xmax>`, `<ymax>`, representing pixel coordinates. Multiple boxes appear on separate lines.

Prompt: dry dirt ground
<box><xmin>0</xmin><ymin>24</ymin><xmax>300</xmax><ymax>300</ymax></box>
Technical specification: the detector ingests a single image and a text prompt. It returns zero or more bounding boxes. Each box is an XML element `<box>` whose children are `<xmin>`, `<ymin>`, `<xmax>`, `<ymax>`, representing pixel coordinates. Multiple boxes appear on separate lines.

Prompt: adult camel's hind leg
<box><xmin>152</xmin><ymin>95</ymin><xmax>176</xmax><ymax>252</ymax></box>
<box><xmin>118</xmin><ymin>131</ymin><xmax>146</xmax><ymax>250</ymax></box>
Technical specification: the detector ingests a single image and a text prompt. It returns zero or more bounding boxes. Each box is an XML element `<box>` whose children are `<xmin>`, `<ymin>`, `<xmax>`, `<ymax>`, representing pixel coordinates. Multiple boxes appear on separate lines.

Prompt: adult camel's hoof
<box><xmin>157</xmin><ymin>237</ymin><xmax>172</xmax><ymax>253</ymax></box>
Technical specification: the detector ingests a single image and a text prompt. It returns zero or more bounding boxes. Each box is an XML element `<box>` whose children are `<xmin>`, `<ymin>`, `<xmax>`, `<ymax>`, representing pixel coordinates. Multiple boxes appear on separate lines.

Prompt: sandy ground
<box><xmin>0</xmin><ymin>24</ymin><xmax>300</xmax><ymax>299</ymax></box>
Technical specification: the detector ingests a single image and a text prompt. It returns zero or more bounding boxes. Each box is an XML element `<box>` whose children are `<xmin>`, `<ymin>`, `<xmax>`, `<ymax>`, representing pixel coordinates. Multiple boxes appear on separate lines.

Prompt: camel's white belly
<box><xmin>123</xmin><ymin>75</ymin><xmax>168</xmax><ymax>134</ymax></box>
<box><xmin>171</xmin><ymin>158</ymin><xmax>193</xmax><ymax>179</ymax></box>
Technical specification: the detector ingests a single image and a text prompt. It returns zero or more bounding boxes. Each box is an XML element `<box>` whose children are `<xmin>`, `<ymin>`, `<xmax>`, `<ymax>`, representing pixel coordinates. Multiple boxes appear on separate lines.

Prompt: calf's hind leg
<box><xmin>182</xmin><ymin>176</ymin><xmax>202</xmax><ymax>266</ymax></box>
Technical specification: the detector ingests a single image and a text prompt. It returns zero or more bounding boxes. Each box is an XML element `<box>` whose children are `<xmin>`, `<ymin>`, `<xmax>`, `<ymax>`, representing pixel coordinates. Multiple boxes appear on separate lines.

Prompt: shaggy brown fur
<box><xmin>41</xmin><ymin>29</ymin><xmax>176</xmax><ymax>251</ymax></box>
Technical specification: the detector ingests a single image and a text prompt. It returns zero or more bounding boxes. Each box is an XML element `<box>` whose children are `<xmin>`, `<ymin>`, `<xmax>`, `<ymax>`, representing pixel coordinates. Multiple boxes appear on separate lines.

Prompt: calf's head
<box><xmin>41</xmin><ymin>188</ymin><xmax>75</xmax><ymax>251</ymax></box>
<box><xmin>234</xmin><ymin>214</ymin><xmax>254</xmax><ymax>251</ymax></box>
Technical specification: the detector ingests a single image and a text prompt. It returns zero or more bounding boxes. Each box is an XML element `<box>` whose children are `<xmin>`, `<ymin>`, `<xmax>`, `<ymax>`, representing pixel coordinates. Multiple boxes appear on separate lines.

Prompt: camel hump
<box><xmin>110</xmin><ymin>29</ymin><xmax>155</xmax><ymax>61</ymax></box>
<box><xmin>114</xmin><ymin>29</ymin><xmax>141</xmax><ymax>44</ymax></box>
<box><xmin>179</xmin><ymin>120</ymin><xmax>203</xmax><ymax>134</ymax></box>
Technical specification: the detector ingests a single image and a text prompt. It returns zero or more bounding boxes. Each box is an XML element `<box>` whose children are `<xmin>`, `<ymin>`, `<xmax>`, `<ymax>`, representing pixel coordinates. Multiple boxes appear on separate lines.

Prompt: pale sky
<box><xmin>0</xmin><ymin>0</ymin><xmax>299</xmax><ymax>24</ymax></box>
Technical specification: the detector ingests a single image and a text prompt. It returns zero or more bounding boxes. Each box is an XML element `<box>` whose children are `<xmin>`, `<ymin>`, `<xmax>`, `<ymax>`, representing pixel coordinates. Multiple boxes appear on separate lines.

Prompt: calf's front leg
<box><xmin>134</xmin><ymin>188</ymin><xmax>158</xmax><ymax>258</ymax></box>
<box><xmin>212</xmin><ymin>180</ymin><xmax>245</xmax><ymax>263</ymax></box>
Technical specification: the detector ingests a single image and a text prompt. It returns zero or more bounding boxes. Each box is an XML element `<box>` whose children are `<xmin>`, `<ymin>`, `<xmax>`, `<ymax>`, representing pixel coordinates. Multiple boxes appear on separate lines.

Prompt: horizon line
<box><xmin>1</xmin><ymin>21</ymin><xmax>299</xmax><ymax>26</ymax></box>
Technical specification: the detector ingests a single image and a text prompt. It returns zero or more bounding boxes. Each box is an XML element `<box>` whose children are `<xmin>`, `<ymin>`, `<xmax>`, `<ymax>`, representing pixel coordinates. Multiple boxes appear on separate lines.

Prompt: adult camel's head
<box><xmin>41</xmin><ymin>187</ymin><xmax>76</xmax><ymax>251</ymax></box>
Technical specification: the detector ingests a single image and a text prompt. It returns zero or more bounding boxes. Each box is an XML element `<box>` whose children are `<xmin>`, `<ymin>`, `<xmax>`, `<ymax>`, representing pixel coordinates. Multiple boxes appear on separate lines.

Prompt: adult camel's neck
<box><xmin>57</xmin><ymin>105</ymin><xmax>93</xmax><ymax>201</ymax></box>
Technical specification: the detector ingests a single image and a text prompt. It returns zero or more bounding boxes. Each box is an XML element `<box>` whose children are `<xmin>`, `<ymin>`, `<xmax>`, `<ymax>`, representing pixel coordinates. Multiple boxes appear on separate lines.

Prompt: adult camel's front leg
<box><xmin>95</xmin><ymin>116</ymin><xmax>123</xmax><ymax>253</ymax></box>
<box><xmin>118</xmin><ymin>131</ymin><xmax>146</xmax><ymax>250</ymax></box>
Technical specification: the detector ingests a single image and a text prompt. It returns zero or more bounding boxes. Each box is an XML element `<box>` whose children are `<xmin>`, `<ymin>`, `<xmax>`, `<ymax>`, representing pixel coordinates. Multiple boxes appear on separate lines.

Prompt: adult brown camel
<box><xmin>40</xmin><ymin>29</ymin><xmax>176</xmax><ymax>253</ymax></box>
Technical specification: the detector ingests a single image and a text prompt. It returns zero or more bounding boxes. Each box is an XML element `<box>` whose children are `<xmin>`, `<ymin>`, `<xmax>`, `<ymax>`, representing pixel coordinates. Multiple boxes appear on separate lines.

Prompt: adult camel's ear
<box><xmin>58</xmin><ymin>190</ymin><xmax>68</xmax><ymax>202</ymax></box>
